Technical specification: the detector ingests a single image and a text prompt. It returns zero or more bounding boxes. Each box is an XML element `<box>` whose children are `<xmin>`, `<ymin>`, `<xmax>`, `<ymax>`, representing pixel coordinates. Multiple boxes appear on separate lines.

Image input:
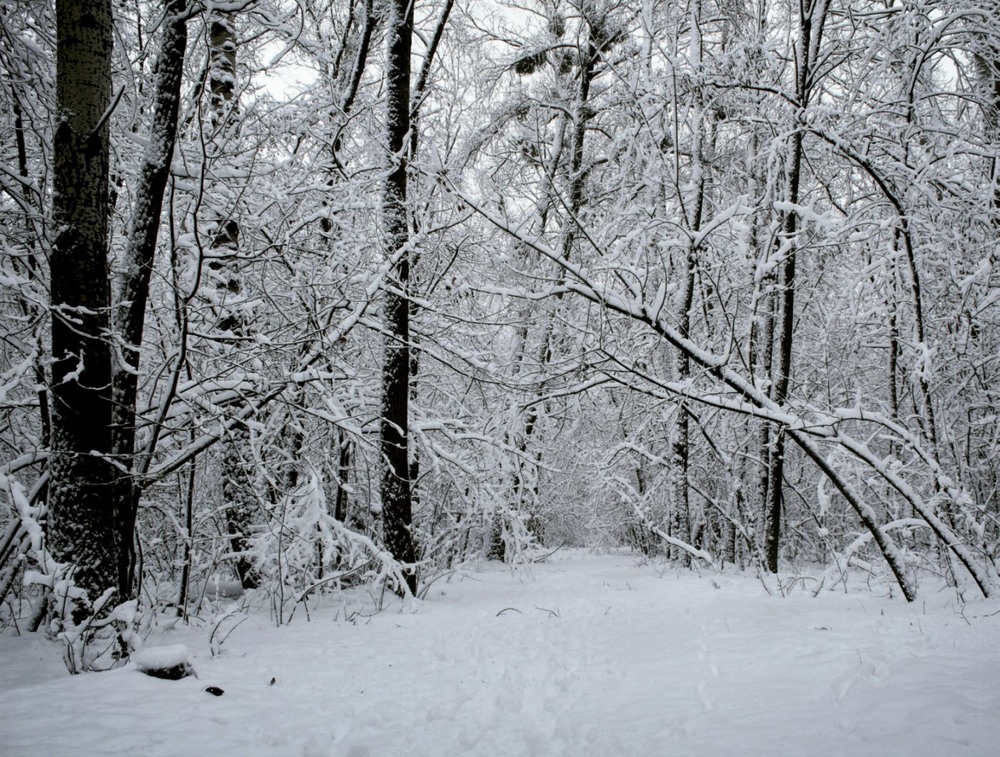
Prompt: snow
<box><xmin>1</xmin><ymin>552</ymin><xmax>999</xmax><ymax>756</ymax></box>
<box><xmin>131</xmin><ymin>644</ymin><xmax>193</xmax><ymax>674</ymax></box>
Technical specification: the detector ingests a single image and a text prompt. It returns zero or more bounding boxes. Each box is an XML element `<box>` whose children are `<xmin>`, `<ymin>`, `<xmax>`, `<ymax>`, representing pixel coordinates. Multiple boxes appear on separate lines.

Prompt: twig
<box><xmin>530</xmin><ymin>542</ymin><xmax>567</xmax><ymax>564</ymax></box>
<box><xmin>417</xmin><ymin>570</ymin><xmax>455</xmax><ymax>599</ymax></box>
<box><xmin>88</xmin><ymin>86</ymin><xmax>125</xmax><ymax>139</ymax></box>
<box><xmin>294</xmin><ymin>560</ymin><xmax>375</xmax><ymax>605</ymax></box>
<box><xmin>209</xmin><ymin>611</ymin><xmax>247</xmax><ymax>656</ymax></box>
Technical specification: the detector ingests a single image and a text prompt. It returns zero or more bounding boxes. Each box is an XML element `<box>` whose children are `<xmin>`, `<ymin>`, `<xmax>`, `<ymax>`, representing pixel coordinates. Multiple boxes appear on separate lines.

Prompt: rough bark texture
<box><xmin>223</xmin><ymin>442</ymin><xmax>259</xmax><ymax>590</ymax></box>
<box><xmin>380</xmin><ymin>0</ymin><xmax>418</xmax><ymax>594</ymax></box>
<box><xmin>206</xmin><ymin>13</ymin><xmax>259</xmax><ymax>591</ymax></box>
<box><xmin>208</xmin><ymin>16</ymin><xmax>237</xmax><ymax>122</ymax></box>
<box><xmin>48</xmin><ymin>0</ymin><xmax>118</xmax><ymax>601</ymax></box>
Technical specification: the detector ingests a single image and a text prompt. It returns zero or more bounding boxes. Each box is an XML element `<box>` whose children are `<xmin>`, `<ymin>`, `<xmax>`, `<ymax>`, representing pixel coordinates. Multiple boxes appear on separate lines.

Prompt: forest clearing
<box><xmin>2</xmin><ymin>1</ymin><xmax>1000</xmax><ymax>749</ymax></box>
<box><xmin>3</xmin><ymin>552</ymin><xmax>999</xmax><ymax>756</ymax></box>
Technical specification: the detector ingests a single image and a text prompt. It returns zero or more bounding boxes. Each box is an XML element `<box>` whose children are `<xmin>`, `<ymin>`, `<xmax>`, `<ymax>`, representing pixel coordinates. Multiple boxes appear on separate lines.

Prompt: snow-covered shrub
<box><xmin>1</xmin><ymin>473</ymin><xmax>150</xmax><ymax>670</ymax></box>
<box><xmin>248</xmin><ymin>474</ymin><xmax>411</xmax><ymax>623</ymax></box>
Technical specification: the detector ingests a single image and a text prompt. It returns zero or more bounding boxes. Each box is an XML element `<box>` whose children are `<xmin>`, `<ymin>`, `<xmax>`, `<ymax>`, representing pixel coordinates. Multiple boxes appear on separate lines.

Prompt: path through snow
<box><xmin>1</xmin><ymin>553</ymin><xmax>998</xmax><ymax>756</ymax></box>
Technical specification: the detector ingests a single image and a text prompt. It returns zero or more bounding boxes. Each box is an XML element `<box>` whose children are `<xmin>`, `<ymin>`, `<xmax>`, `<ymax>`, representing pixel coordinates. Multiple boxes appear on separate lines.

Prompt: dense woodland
<box><xmin>1</xmin><ymin>0</ymin><xmax>998</xmax><ymax>668</ymax></box>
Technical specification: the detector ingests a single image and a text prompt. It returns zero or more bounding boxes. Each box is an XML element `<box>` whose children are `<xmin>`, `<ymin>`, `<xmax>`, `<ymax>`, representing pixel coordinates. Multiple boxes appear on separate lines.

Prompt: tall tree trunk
<box><xmin>334</xmin><ymin>429</ymin><xmax>352</xmax><ymax>523</ymax></box>
<box><xmin>761</xmin><ymin>124</ymin><xmax>802</xmax><ymax>573</ymax></box>
<box><xmin>670</xmin><ymin>249</ymin><xmax>695</xmax><ymax>561</ymax></box>
<box><xmin>111</xmin><ymin>0</ymin><xmax>188</xmax><ymax>600</ymax></box>
<box><xmin>745</xmin><ymin>106</ymin><xmax>773</xmax><ymax>561</ymax></box>
<box><xmin>751</xmin><ymin>280</ymin><xmax>774</xmax><ymax>557</ymax></box>
<box><xmin>202</xmin><ymin>12</ymin><xmax>259</xmax><ymax>590</ymax></box>
<box><xmin>669</xmin><ymin>0</ymin><xmax>708</xmax><ymax>564</ymax></box>
<box><xmin>175</xmin><ymin>451</ymin><xmax>196</xmax><ymax>617</ymax></box>
<box><xmin>380</xmin><ymin>0</ymin><xmax>418</xmax><ymax>594</ymax></box>
<box><xmin>744</xmin><ymin>2</ymin><xmax>773</xmax><ymax>565</ymax></box>
<box><xmin>48</xmin><ymin>0</ymin><xmax>118</xmax><ymax>603</ymax></box>
<box><xmin>763</xmin><ymin>0</ymin><xmax>824</xmax><ymax>573</ymax></box>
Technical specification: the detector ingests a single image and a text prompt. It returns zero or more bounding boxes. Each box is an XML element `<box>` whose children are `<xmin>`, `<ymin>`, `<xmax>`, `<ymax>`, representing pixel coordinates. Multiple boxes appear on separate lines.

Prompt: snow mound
<box><xmin>132</xmin><ymin>644</ymin><xmax>194</xmax><ymax>680</ymax></box>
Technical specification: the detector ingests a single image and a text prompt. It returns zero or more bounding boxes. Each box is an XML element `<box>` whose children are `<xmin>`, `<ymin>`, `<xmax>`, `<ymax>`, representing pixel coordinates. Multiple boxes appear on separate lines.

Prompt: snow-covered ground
<box><xmin>2</xmin><ymin>552</ymin><xmax>998</xmax><ymax>756</ymax></box>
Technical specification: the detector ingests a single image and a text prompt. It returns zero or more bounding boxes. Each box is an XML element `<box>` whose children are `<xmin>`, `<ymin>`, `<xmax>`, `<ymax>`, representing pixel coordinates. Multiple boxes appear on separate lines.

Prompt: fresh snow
<box><xmin>1</xmin><ymin>552</ymin><xmax>998</xmax><ymax>756</ymax></box>
<box><xmin>131</xmin><ymin>644</ymin><xmax>193</xmax><ymax>675</ymax></box>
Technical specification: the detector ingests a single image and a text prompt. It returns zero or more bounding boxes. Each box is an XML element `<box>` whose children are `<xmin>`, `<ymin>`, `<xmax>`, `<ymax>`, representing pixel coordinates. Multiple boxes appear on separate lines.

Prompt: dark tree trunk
<box><xmin>208</xmin><ymin>15</ymin><xmax>237</xmax><ymax>121</ymax></box>
<box><xmin>175</xmin><ymin>452</ymin><xmax>196</xmax><ymax>617</ymax></box>
<box><xmin>670</xmin><ymin>244</ymin><xmax>696</xmax><ymax>562</ymax></box>
<box><xmin>747</xmin><ymin>128</ymin><xmax>773</xmax><ymax>561</ymax></box>
<box><xmin>111</xmin><ymin>0</ymin><xmax>188</xmax><ymax>600</ymax></box>
<box><xmin>763</xmin><ymin>0</ymin><xmax>823</xmax><ymax>573</ymax></box>
<box><xmin>670</xmin><ymin>1</ymin><xmax>708</xmax><ymax>564</ymax></box>
<box><xmin>334</xmin><ymin>429</ymin><xmax>351</xmax><ymax>523</ymax></box>
<box><xmin>762</xmin><ymin>124</ymin><xmax>803</xmax><ymax>574</ymax></box>
<box><xmin>379</xmin><ymin>0</ymin><xmax>418</xmax><ymax>594</ymax></box>
<box><xmin>48</xmin><ymin>0</ymin><xmax>118</xmax><ymax>603</ymax></box>
<box><xmin>223</xmin><ymin>442</ymin><xmax>258</xmax><ymax>590</ymax></box>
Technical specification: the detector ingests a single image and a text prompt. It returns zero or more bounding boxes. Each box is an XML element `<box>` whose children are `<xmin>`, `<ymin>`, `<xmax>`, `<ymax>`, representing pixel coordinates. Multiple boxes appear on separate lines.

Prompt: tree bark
<box><xmin>48</xmin><ymin>0</ymin><xmax>118</xmax><ymax>602</ymax></box>
<box><xmin>380</xmin><ymin>0</ymin><xmax>418</xmax><ymax>594</ymax></box>
<box><xmin>112</xmin><ymin>0</ymin><xmax>188</xmax><ymax>600</ymax></box>
<box><xmin>670</xmin><ymin>0</ymin><xmax>708</xmax><ymax>564</ymax></box>
<box><xmin>762</xmin><ymin>0</ymin><xmax>824</xmax><ymax>573</ymax></box>
<box><xmin>208</xmin><ymin>13</ymin><xmax>259</xmax><ymax>590</ymax></box>
<box><xmin>761</xmin><ymin>123</ymin><xmax>803</xmax><ymax>573</ymax></box>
